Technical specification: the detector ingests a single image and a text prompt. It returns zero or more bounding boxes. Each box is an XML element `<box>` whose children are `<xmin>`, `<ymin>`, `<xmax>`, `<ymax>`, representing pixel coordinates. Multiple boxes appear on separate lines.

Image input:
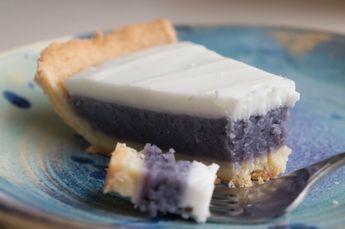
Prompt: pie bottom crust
<box><xmin>177</xmin><ymin>145</ymin><xmax>291</xmax><ymax>187</ymax></box>
<box><xmin>104</xmin><ymin>143</ymin><xmax>290</xmax><ymax>189</ymax></box>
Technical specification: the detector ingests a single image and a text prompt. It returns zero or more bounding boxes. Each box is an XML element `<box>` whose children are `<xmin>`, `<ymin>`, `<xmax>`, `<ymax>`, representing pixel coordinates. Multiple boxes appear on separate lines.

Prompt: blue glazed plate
<box><xmin>0</xmin><ymin>26</ymin><xmax>344</xmax><ymax>229</ymax></box>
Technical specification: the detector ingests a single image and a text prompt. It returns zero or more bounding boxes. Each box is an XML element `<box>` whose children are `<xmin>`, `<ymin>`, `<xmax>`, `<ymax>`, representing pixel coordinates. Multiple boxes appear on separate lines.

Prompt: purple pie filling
<box><xmin>69</xmin><ymin>96</ymin><xmax>288</xmax><ymax>162</ymax></box>
<box><xmin>135</xmin><ymin>144</ymin><xmax>191</xmax><ymax>216</ymax></box>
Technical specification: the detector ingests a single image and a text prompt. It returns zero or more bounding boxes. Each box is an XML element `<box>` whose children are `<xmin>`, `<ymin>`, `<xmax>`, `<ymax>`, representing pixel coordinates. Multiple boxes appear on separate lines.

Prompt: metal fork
<box><xmin>209</xmin><ymin>152</ymin><xmax>345</xmax><ymax>223</ymax></box>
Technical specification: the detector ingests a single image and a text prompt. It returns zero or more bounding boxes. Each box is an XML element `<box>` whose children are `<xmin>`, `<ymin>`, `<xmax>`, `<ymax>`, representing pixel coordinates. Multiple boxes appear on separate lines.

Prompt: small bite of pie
<box><xmin>104</xmin><ymin>143</ymin><xmax>219</xmax><ymax>223</ymax></box>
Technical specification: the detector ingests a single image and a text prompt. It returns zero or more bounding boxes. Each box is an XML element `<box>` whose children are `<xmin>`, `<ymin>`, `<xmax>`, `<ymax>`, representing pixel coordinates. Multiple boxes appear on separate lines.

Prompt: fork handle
<box><xmin>306</xmin><ymin>152</ymin><xmax>345</xmax><ymax>183</ymax></box>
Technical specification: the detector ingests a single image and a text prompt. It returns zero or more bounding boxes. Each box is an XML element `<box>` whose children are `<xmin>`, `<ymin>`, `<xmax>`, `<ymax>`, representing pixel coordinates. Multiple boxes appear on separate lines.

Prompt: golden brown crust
<box><xmin>103</xmin><ymin>143</ymin><xmax>145</xmax><ymax>198</ymax></box>
<box><xmin>37</xmin><ymin>19</ymin><xmax>176</xmax><ymax>85</ymax></box>
<box><xmin>35</xmin><ymin>19</ymin><xmax>177</xmax><ymax>154</ymax></box>
<box><xmin>218</xmin><ymin>146</ymin><xmax>291</xmax><ymax>187</ymax></box>
<box><xmin>105</xmin><ymin>144</ymin><xmax>290</xmax><ymax>189</ymax></box>
<box><xmin>176</xmin><ymin>146</ymin><xmax>291</xmax><ymax>188</ymax></box>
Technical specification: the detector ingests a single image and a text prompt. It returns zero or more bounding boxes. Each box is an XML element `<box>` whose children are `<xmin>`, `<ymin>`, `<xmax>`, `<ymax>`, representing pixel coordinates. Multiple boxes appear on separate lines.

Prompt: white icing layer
<box><xmin>65</xmin><ymin>42</ymin><xmax>300</xmax><ymax>119</ymax></box>
<box><xmin>181</xmin><ymin>161</ymin><xmax>219</xmax><ymax>223</ymax></box>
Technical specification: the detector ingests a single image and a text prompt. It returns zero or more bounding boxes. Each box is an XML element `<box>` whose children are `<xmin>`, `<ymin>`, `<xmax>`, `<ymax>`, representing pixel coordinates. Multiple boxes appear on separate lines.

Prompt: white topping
<box><xmin>65</xmin><ymin>42</ymin><xmax>300</xmax><ymax>119</ymax></box>
<box><xmin>181</xmin><ymin>161</ymin><xmax>219</xmax><ymax>223</ymax></box>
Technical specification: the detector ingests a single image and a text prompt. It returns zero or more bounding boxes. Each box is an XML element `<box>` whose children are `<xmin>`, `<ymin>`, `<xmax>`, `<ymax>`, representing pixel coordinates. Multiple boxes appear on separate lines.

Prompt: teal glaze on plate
<box><xmin>0</xmin><ymin>26</ymin><xmax>344</xmax><ymax>228</ymax></box>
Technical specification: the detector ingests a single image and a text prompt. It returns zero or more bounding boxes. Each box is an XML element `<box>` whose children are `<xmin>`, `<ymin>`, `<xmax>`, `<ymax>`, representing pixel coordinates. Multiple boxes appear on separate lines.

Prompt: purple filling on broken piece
<box><xmin>135</xmin><ymin>144</ymin><xmax>191</xmax><ymax>216</ymax></box>
<box><xmin>69</xmin><ymin>96</ymin><xmax>288</xmax><ymax>162</ymax></box>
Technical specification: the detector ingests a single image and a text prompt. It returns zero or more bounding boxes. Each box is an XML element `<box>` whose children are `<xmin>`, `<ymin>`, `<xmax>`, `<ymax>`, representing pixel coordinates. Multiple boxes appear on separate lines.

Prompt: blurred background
<box><xmin>0</xmin><ymin>0</ymin><xmax>344</xmax><ymax>51</ymax></box>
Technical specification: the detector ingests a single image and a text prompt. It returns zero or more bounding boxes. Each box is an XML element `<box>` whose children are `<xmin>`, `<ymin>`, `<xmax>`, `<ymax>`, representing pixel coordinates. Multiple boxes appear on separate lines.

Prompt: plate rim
<box><xmin>1</xmin><ymin>24</ymin><xmax>345</xmax><ymax>58</ymax></box>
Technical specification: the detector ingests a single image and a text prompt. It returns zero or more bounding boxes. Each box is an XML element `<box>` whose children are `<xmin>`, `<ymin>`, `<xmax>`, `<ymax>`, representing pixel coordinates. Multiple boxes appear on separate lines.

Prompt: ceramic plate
<box><xmin>0</xmin><ymin>25</ymin><xmax>344</xmax><ymax>229</ymax></box>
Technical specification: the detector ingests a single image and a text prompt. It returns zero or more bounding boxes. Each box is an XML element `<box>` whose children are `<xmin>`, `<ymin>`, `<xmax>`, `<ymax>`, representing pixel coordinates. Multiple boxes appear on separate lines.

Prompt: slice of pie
<box><xmin>35</xmin><ymin>19</ymin><xmax>300</xmax><ymax>187</ymax></box>
<box><xmin>104</xmin><ymin>143</ymin><xmax>219</xmax><ymax>223</ymax></box>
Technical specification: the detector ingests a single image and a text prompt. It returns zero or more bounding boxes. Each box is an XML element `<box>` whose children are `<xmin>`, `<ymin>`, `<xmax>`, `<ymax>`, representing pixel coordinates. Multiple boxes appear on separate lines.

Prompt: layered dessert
<box><xmin>35</xmin><ymin>19</ymin><xmax>300</xmax><ymax>187</ymax></box>
<box><xmin>104</xmin><ymin>143</ymin><xmax>219</xmax><ymax>223</ymax></box>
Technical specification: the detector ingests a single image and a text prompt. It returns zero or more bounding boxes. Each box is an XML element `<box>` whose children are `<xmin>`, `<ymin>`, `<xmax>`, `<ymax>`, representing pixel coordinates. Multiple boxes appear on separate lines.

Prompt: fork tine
<box><xmin>211</xmin><ymin>199</ymin><xmax>238</xmax><ymax>205</ymax></box>
<box><xmin>212</xmin><ymin>193</ymin><xmax>237</xmax><ymax>199</ymax></box>
<box><xmin>210</xmin><ymin>205</ymin><xmax>244</xmax><ymax>216</ymax></box>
